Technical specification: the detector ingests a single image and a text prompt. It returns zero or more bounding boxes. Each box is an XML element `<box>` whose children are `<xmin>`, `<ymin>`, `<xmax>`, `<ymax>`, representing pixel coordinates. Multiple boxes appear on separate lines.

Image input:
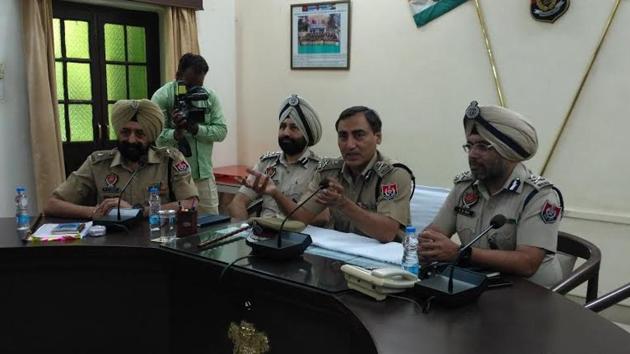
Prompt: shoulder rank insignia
<box><xmin>259</xmin><ymin>151</ymin><xmax>281</xmax><ymax>161</ymax></box>
<box><xmin>540</xmin><ymin>200</ymin><xmax>562</xmax><ymax>224</ymax></box>
<box><xmin>91</xmin><ymin>150</ymin><xmax>115</xmax><ymax>163</ymax></box>
<box><xmin>373</xmin><ymin>161</ymin><xmax>394</xmax><ymax>177</ymax></box>
<box><xmin>453</xmin><ymin>171</ymin><xmax>474</xmax><ymax>184</ymax></box>
<box><xmin>381</xmin><ymin>183</ymin><xmax>398</xmax><ymax>200</ymax></box>
<box><xmin>173</xmin><ymin>160</ymin><xmax>191</xmax><ymax>174</ymax></box>
<box><xmin>316</xmin><ymin>157</ymin><xmax>343</xmax><ymax>171</ymax></box>
<box><xmin>527</xmin><ymin>174</ymin><xmax>552</xmax><ymax>190</ymax></box>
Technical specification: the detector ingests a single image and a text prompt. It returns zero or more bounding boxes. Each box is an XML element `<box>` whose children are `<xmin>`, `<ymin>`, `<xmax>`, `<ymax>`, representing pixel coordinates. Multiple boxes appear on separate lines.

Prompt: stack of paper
<box><xmin>304</xmin><ymin>226</ymin><xmax>403</xmax><ymax>265</ymax></box>
<box><xmin>29</xmin><ymin>222</ymin><xmax>93</xmax><ymax>242</ymax></box>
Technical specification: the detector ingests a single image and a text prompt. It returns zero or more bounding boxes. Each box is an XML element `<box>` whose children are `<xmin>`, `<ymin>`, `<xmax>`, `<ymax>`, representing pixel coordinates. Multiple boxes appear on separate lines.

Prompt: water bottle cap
<box><xmin>405</xmin><ymin>226</ymin><xmax>416</xmax><ymax>233</ymax></box>
<box><xmin>149</xmin><ymin>186</ymin><xmax>158</xmax><ymax>193</ymax></box>
<box><xmin>16</xmin><ymin>186</ymin><xmax>25</xmax><ymax>192</ymax></box>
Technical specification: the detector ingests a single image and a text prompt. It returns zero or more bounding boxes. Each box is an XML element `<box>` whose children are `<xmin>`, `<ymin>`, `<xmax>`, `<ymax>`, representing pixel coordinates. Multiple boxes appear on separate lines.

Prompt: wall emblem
<box><xmin>531</xmin><ymin>0</ymin><xmax>570</xmax><ymax>23</ymax></box>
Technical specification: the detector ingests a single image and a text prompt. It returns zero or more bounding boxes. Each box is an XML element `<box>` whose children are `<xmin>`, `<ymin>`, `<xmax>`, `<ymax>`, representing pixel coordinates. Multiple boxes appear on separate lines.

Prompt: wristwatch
<box><xmin>458</xmin><ymin>246</ymin><xmax>473</xmax><ymax>267</ymax></box>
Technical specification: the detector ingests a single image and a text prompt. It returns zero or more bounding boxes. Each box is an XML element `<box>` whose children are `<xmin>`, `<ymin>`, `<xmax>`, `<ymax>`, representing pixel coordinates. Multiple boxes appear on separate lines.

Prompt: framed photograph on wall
<box><xmin>291</xmin><ymin>1</ymin><xmax>351</xmax><ymax>70</ymax></box>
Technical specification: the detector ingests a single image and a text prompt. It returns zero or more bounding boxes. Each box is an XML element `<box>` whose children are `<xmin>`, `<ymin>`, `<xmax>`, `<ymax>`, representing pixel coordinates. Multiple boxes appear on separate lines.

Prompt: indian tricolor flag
<box><xmin>409</xmin><ymin>0</ymin><xmax>468</xmax><ymax>28</ymax></box>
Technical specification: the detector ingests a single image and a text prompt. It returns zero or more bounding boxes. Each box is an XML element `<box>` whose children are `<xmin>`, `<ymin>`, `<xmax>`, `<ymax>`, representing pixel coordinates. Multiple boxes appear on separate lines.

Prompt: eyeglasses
<box><xmin>462</xmin><ymin>142</ymin><xmax>494</xmax><ymax>153</ymax></box>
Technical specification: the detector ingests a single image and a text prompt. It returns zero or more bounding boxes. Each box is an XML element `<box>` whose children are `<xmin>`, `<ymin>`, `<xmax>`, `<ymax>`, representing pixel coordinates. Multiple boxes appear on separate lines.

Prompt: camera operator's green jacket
<box><xmin>153</xmin><ymin>81</ymin><xmax>228</xmax><ymax>180</ymax></box>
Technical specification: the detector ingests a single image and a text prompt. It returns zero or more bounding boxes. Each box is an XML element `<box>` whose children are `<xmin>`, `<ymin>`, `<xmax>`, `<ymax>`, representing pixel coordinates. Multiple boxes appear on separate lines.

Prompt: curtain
<box><xmin>164</xmin><ymin>7</ymin><xmax>201</xmax><ymax>80</ymax></box>
<box><xmin>21</xmin><ymin>0</ymin><xmax>65</xmax><ymax>211</ymax></box>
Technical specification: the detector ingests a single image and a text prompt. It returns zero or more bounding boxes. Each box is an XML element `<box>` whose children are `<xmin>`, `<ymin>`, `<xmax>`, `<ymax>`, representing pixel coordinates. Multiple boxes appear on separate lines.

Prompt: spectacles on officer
<box><xmin>462</xmin><ymin>142</ymin><xmax>494</xmax><ymax>153</ymax></box>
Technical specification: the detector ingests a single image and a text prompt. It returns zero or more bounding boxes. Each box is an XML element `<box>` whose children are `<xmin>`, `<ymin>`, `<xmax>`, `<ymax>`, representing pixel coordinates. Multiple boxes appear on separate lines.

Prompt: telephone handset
<box><xmin>340</xmin><ymin>264</ymin><xmax>418</xmax><ymax>301</ymax></box>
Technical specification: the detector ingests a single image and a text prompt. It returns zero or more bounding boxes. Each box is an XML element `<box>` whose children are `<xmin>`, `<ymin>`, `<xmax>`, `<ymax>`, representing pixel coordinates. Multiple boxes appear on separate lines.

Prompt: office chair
<box><xmin>585</xmin><ymin>282</ymin><xmax>630</xmax><ymax>313</ymax></box>
<box><xmin>551</xmin><ymin>231</ymin><xmax>601</xmax><ymax>303</ymax></box>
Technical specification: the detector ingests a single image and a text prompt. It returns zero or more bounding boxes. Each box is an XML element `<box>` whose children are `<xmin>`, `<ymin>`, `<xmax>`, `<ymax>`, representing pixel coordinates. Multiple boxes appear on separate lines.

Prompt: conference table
<box><xmin>0</xmin><ymin>217</ymin><xmax>628</xmax><ymax>354</ymax></box>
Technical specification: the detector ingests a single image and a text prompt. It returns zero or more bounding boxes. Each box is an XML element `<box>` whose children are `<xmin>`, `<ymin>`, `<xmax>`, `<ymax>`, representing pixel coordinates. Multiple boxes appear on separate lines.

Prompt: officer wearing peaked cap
<box><xmin>421</xmin><ymin>101</ymin><xmax>564</xmax><ymax>287</ymax></box>
<box><xmin>228</xmin><ymin>94</ymin><xmax>323</xmax><ymax>220</ymax></box>
<box><xmin>44</xmin><ymin>99</ymin><xmax>198</xmax><ymax>219</ymax></box>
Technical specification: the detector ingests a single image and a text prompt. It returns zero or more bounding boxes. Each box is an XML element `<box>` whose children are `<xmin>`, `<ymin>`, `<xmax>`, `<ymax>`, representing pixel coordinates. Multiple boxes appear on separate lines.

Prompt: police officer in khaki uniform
<box><xmin>420</xmin><ymin>101</ymin><xmax>564</xmax><ymax>287</ymax></box>
<box><xmin>245</xmin><ymin>106</ymin><xmax>413</xmax><ymax>243</ymax></box>
<box><xmin>228</xmin><ymin>95</ymin><xmax>322</xmax><ymax>219</ymax></box>
<box><xmin>44</xmin><ymin>99</ymin><xmax>199</xmax><ymax>219</ymax></box>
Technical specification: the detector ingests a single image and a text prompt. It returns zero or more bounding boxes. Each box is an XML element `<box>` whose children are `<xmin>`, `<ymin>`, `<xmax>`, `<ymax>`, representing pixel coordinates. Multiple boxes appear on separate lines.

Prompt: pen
<box><xmin>29</xmin><ymin>213</ymin><xmax>43</xmax><ymax>235</ymax></box>
<box><xmin>197</xmin><ymin>225</ymin><xmax>252</xmax><ymax>250</ymax></box>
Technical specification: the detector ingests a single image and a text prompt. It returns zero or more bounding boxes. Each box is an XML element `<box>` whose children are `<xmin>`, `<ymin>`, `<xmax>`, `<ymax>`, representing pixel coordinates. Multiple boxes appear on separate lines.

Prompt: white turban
<box><xmin>463</xmin><ymin>101</ymin><xmax>538</xmax><ymax>162</ymax></box>
<box><xmin>278</xmin><ymin>94</ymin><xmax>322</xmax><ymax>146</ymax></box>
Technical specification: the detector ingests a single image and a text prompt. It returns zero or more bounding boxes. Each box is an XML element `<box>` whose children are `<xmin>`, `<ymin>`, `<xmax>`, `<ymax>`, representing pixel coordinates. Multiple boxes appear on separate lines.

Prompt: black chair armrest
<box><xmin>585</xmin><ymin>282</ymin><xmax>630</xmax><ymax>313</ymax></box>
<box><xmin>551</xmin><ymin>232</ymin><xmax>601</xmax><ymax>303</ymax></box>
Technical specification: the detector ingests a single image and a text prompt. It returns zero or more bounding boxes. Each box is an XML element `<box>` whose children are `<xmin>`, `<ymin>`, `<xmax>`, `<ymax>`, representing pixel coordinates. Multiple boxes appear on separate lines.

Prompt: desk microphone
<box><xmin>447</xmin><ymin>214</ymin><xmax>506</xmax><ymax>293</ymax></box>
<box><xmin>247</xmin><ymin>178</ymin><xmax>330</xmax><ymax>260</ymax></box>
<box><xmin>93</xmin><ymin>157</ymin><xmax>145</xmax><ymax>230</ymax></box>
<box><xmin>412</xmin><ymin>214</ymin><xmax>506</xmax><ymax>308</ymax></box>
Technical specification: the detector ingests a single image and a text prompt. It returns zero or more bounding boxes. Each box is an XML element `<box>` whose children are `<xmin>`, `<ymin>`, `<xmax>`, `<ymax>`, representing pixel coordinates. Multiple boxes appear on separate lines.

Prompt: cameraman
<box><xmin>153</xmin><ymin>53</ymin><xmax>227</xmax><ymax>214</ymax></box>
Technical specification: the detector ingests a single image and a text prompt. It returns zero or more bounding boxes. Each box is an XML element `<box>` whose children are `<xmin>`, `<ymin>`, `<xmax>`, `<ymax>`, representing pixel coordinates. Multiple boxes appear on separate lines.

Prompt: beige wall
<box><xmin>198</xmin><ymin>0</ymin><xmax>238</xmax><ymax>167</ymax></box>
<box><xmin>235</xmin><ymin>0</ymin><xmax>630</xmax><ymax>301</ymax></box>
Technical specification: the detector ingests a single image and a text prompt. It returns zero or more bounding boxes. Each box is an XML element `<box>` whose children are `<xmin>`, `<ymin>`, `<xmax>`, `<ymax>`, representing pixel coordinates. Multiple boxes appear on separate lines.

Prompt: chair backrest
<box><xmin>585</xmin><ymin>282</ymin><xmax>630</xmax><ymax>313</ymax></box>
<box><xmin>410</xmin><ymin>185</ymin><xmax>450</xmax><ymax>231</ymax></box>
<box><xmin>552</xmin><ymin>231</ymin><xmax>602</xmax><ymax>303</ymax></box>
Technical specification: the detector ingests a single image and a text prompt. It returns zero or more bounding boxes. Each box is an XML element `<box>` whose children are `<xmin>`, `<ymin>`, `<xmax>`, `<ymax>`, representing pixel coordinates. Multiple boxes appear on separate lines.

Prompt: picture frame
<box><xmin>291</xmin><ymin>1</ymin><xmax>351</xmax><ymax>70</ymax></box>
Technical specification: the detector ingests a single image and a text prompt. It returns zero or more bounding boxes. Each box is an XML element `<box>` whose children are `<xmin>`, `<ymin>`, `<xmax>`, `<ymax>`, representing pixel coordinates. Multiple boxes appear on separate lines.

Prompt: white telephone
<box><xmin>340</xmin><ymin>264</ymin><xmax>418</xmax><ymax>301</ymax></box>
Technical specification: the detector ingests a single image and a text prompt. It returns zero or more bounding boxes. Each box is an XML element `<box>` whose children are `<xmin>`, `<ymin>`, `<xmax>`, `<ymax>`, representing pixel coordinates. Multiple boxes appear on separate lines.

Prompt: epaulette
<box><xmin>525</xmin><ymin>174</ymin><xmax>553</xmax><ymax>190</ymax></box>
<box><xmin>453</xmin><ymin>171</ymin><xmax>474</xmax><ymax>184</ymax></box>
<box><xmin>153</xmin><ymin>147</ymin><xmax>181</xmax><ymax>161</ymax></box>
<box><xmin>297</xmin><ymin>152</ymin><xmax>320</xmax><ymax>167</ymax></box>
<box><xmin>90</xmin><ymin>150</ymin><xmax>115</xmax><ymax>164</ymax></box>
<box><xmin>259</xmin><ymin>151</ymin><xmax>282</xmax><ymax>161</ymax></box>
<box><xmin>373</xmin><ymin>161</ymin><xmax>394</xmax><ymax>177</ymax></box>
<box><xmin>316</xmin><ymin>157</ymin><xmax>343</xmax><ymax>171</ymax></box>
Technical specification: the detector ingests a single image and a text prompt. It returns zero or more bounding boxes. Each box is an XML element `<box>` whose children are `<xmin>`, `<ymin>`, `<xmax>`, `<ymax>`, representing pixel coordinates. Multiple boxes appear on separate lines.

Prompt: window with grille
<box><xmin>53</xmin><ymin>1</ymin><xmax>159</xmax><ymax>175</ymax></box>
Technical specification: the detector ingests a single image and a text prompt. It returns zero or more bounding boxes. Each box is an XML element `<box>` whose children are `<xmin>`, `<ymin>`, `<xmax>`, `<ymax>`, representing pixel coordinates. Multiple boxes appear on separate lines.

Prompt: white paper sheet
<box><xmin>304</xmin><ymin>225</ymin><xmax>403</xmax><ymax>265</ymax></box>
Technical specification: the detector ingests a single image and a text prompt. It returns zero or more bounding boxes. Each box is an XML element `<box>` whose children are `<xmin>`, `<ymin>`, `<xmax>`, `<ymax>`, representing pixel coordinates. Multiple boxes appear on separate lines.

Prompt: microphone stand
<box><xmin>447</xmin><ymin>223</ymin><xmax>497</xmax><ymax>293</ymax></box>
<box><xmin>116</xmin><ymin>162</ymin><xmax>144</xmax><ymax>221</ymax></box>
<box><xmin>276</xmin><ymin>182</ymin><xmax>327</xmax><ymax>248</ymax></box>
<box><xmin>446</xmin><ymin>215</ymin><xmax>507</xmax><ymax>293</ymax></box>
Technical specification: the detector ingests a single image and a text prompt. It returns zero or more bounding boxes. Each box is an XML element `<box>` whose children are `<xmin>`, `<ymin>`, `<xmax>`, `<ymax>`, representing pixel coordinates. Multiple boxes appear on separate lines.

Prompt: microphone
<box><xmin>116</xmin><ymin>159</ymin><xmax>145</xmax><ymax>220</ymax></box>
<box><xmin>453</xmin><ymin>214</ymin><xmax>506</xmax><ymax>266</ymax></box>
<box><xmin>447</xmin><ymin>214</ymin><xmax>506</xmax><ymax>293</ymax></box>
<box><xmin>411</xmin><ymin>214</ymin><xmax>506</xmax><ymax>308</ymax></box>
<box><xmin>246</xmin><ymin>178</ymin><xmax>330</xmax><ymax>260</ymax></box>
<box><xmin>277</xmin><ymin>178</ymin><xmax>330</xmax><ymax>247</ymax></box>
<box><xmin>93</xmin><ymin>157</ymin><xmax>146</xmax><ymax>230</ymax></box>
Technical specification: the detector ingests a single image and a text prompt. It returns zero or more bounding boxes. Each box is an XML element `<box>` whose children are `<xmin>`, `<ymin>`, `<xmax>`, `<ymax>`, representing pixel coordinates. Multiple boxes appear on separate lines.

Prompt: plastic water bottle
<box><xmin>15</xmin><ymin>186</ymin><xmax>30</xmax><ymax>232</ymax></box>
<box><xmin>401</xmin><ymin>226</ymin><xmax>419</xmax><ymax>275</ymax></box>
<box><xmin>148</xmin><ymin>186</ymin><xmax>161</xmax><ymax>232</ymax></box>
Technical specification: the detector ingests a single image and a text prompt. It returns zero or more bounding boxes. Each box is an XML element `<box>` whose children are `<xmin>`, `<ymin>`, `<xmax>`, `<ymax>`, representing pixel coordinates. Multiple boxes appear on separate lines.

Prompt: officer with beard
<box><xmin>420</xmin><ymin>101</ymin><xmax>564</xmax><ymax>287</ymax></box>
<box><xmin>44</xmin><ymin>99</ymin><xmax>199</xmax><ymax>219</ymax></box>
<box><xmin>227</xmin><ymin>94</ymin><xmax>322</xmax><ymax>220</ymax></box>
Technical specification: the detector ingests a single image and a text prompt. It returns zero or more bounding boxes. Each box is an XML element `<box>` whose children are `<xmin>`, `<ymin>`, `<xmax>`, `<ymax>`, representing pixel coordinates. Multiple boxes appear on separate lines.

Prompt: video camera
<box><xmin>174</xmin><ymin>81</ymin><xmax>209</xmax><ymax>157</ymax></box>
<box><xmin>175</xmin><ymin>81</ymin><xmax>209</xmax><ymax>125</ymax></box>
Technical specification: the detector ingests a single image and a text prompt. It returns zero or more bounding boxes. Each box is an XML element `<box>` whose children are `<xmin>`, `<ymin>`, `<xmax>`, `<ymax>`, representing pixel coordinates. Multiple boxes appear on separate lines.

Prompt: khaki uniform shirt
<box><xmin>301</xmin><ymin>151</ymin><xmax>412</xmax><ymax>236</ymax></box>
<box><xmin>432</xmin><ymin>163</ymin><xmax>564</xmax><ymax>287</ymax></box>
<box><xmin>53</xmin><ymin>147</ymin><xmax>199</xmax><ymax>207</ymax></box>
<box><xmin>238</xmin><ymin>149</ymin><xmax>320</xmax><ymax>218</ymax></box>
